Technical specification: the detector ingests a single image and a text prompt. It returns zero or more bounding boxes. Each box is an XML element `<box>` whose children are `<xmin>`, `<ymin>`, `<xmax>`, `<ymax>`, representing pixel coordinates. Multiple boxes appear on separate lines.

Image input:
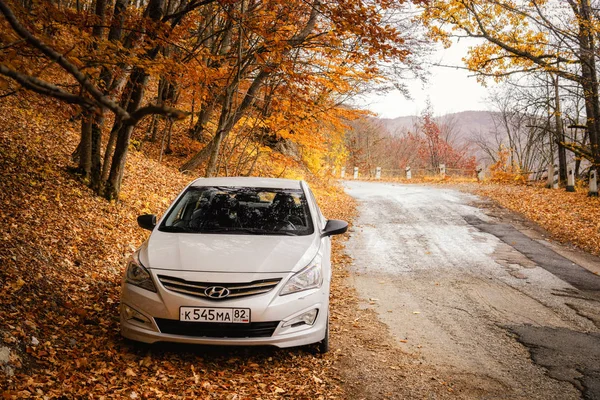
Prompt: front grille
<box><xmin>157</xmin><ymin>275</ymin><xmax>282</xmax><ymax>301</ymax></box>
<box><xmin>155</xmin><ymin>319</ymin><xmax>280</xmax><ymax>338</ymax></box>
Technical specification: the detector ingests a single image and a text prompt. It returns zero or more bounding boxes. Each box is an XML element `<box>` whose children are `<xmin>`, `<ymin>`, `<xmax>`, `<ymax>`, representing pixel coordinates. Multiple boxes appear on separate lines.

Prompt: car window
<box><xmin>160</xmin><ymin>186</ymin><xmax>314</xmax><ymax>236</ymax></box>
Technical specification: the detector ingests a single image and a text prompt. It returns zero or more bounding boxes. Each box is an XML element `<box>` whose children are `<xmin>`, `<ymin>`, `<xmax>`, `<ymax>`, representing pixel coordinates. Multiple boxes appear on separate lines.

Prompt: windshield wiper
<box><xmin>198</xmin><ymin>227</ymin><xmax>298</xmax><ymax>236</ymax></box>
<box><xmin>198</xmin><ymin>227</ymin><xmax>267</xmax><ymax>235</ymax></box>
<box><xmin>272</xmin><ymin>231</ymin><xmax>299</xmax><ymax>236</ymax></box>
<box><xmin>160</xmin><ymin>226</ymin><xmax>193</xmax><ymax>233</ymax></box>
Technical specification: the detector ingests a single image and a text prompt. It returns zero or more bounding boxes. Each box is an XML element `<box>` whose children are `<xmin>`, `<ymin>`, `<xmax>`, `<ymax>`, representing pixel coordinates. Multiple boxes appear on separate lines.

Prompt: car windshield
<box><xmin>159</xmin><ymin>186</ymin><xmax>314</xmax><ymax>236</ymax></box>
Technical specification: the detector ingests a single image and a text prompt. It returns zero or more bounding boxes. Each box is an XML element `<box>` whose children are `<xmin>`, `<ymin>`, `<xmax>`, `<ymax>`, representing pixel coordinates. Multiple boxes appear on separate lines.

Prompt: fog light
<box><xmin>122</xmin><ymin>304</ymin><xmax>151</xmax><ymax>324</ymax></box>
<box><xmin>282</xmin><ymin>309</ymin><xmax>319</xmax><ymax>328</ymax></box>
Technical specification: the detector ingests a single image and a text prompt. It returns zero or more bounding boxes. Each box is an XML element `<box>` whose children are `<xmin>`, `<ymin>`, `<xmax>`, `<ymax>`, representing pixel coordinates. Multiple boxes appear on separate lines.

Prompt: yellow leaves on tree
<box><xmin>488</xmin><ymin>145</ymin><xmax>526</xmax><ymax>184</ymax></box>
<box><xmin>420</xmin><ymin>0</ymin><xmax>552</xmax><ymax>81</ymax></box>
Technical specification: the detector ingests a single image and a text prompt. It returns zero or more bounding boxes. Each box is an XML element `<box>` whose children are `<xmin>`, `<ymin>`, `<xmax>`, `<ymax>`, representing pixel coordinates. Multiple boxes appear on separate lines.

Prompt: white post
<box><xmin>566</xmin><ymin>164</ymin><xmax>575</xmax><ymax>192</ymax></box>
<box><xmin>439</xmin><ymin>164</ymin><xmax>446</xmax><ymax>179</ymax></box>
<box><xmin>406</xmin><ymin>166</ymin><xmax>412</xmax><ymax>180</ymax></box>
<box><xmin>375</xmin><ymin>167</ymin><xmax>381</xmax><ymax>179</ymax></box>
<box><xmin>546</xmin><ymin>163</ymin><xmax>554</xmax><ymax>188</ymax></box>
<box><xmin>341</xmin><ymin>167</ymin><xmax>346</xmax><ymax>178</ymax></box>
<box><xmin>590</xmin><ymin>169</ymin><xmax>598</xmax><ymax>197</ymax></box>
<box><xmin>353</xmin><ymin>167</ymin><xmax>359</xmax><ymax>179</ymax></box>
<box><xmin>332</xmin><ymin>167</ymin><xmax>336</xmax><ymax>177</ymax></box>
<box><xmin>477</xmin><ymin>166</ymin><xmax>485</xmax><ymax>182</ymax></box>
<box><xmin>552</xmin><ymin>164</ymin><xmax>559</xmax><ymax>189</ymax></box>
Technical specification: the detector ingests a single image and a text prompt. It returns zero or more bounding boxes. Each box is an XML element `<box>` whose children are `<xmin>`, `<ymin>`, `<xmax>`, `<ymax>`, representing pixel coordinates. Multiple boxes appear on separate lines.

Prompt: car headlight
<box><xmin>125</xmin><ymin>252</ymin><xmax>157</xmax><ymax>292</ymax></box>
<box><xmin>280</xmin><ymin>254</ymin><xmax>323</xmax><ymax>296</ymax></box>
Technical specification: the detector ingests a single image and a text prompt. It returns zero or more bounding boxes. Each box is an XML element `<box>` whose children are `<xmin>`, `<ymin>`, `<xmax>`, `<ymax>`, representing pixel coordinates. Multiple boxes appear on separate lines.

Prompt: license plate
<box><xmin>179</xmin><ymin>307</ymin><xmax>250</xmax><ymax>323</ymax></box>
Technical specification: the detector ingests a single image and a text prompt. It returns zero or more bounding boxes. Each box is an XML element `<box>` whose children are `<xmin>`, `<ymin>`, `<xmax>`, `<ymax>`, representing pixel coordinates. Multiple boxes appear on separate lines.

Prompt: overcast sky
<box><xmin>360</xmin><ymin>38</ymin><xmax>496</xmax><ymax>119</ymax></box>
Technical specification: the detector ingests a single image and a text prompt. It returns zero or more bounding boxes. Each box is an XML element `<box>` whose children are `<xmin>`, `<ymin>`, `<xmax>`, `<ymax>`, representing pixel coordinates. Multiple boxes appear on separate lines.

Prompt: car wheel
<box><xmin>318</xmin><ymin>313</ymin><xmax>330</xmax><ymax>354</ymax></box>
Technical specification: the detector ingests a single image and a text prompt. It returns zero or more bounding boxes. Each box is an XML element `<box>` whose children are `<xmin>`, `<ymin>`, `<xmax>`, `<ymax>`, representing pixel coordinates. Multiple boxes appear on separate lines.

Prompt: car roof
<box><xmin>189</xmin><ymin>177</ymin><xmax>304</xmax><ymax>190</ymax></box>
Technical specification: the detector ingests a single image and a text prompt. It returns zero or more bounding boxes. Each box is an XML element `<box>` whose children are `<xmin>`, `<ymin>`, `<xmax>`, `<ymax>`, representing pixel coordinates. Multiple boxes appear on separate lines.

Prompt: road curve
<box><xmin>344</xmin><ymin>181</ymin><xmax>600</xmax><ymax>400</ymax></box>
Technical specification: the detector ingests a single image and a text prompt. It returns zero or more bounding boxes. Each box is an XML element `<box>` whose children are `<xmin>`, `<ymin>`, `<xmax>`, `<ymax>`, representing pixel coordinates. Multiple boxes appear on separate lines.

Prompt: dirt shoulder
<box><xmin>328</xmin><ymin>240</ymin><xmax>465</xmax><ymax>400</ymax></box>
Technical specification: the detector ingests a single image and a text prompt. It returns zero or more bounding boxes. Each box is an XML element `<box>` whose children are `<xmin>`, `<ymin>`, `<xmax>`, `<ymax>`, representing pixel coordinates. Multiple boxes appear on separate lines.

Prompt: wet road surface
<box><xmin>344</xmin><ymin>181</ymin><xmax>600</xmax><ymax>400</ymax></box>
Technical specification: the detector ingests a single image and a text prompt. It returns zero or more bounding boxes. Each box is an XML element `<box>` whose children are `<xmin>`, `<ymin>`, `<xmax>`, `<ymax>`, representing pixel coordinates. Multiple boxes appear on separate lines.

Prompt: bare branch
<box><xmin>127</xmin><ymin>104</ymin><xmax>189</xmax><ymax>125</ymax></box>
<box><xmin>163</xmin><ymin>0</ymin><xmax>217</xmax><ymax>25</ymax></box>
<box><xmin>0</xmin><ymin>64</ymin><xmax>95</xmax><ymax>107</ymax></box>
<box><xmin>0</xmin><ymin>38</ymin><xmax>25</xmax><ymax>50</ymax></box>
<box><xmin>455</xmin><ymin>0</ymin><xmax>582</xmax><ymax>83</ymax></box>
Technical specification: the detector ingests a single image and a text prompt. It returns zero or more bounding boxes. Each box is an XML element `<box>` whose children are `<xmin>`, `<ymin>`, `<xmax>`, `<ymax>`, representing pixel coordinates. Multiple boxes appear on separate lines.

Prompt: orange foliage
<box><xmin>475</xmin><ymin>184</ymin><xmax>600</xmax><ymax>256</ymax></box>
<box><xmin>488</xmin><ymin>146</ymin><xmax>526</xmax><ymax>184</ymax></box>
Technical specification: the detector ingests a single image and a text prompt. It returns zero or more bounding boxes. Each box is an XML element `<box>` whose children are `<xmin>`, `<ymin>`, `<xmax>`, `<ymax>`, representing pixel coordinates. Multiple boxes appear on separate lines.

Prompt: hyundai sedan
<box><xmin>120</xmin><ymin>177</ymin><xmax>347</xmax><ymax>353</ymax></box>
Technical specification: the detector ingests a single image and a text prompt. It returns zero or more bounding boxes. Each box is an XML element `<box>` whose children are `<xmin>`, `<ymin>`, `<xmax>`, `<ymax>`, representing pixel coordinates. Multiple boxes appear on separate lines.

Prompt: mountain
<box><xmin>379</xmin><ymin>110</ymin><xmax>499</xmax><ymax>162</ymax></box>
<box><xmin>379</xmin><ymin>110</ymin><xmax>497</xmax><ymax>141</ymax></box>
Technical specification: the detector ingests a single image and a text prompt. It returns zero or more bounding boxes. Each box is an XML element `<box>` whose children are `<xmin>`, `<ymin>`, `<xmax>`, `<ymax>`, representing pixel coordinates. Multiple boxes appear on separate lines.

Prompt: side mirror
<box><xmin>137</xmin><ymin>214</ymin><xmax>157</xmax><ymax>231</ymax></box>
<box><xmin>321</xmin><ymin>219</ymin><xmax>348</xmax><ymax>237</ymax></box>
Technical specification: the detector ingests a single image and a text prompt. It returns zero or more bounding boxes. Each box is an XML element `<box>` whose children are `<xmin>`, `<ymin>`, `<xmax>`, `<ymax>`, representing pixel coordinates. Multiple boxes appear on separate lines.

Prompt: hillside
<box><xmin>0</xmin><ymin>95</ymin><xmax>347</xmax><ymax>397</ymax></box>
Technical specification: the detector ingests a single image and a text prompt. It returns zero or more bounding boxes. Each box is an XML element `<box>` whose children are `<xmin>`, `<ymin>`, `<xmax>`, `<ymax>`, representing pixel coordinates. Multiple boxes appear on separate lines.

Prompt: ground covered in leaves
<box><xmin>473</xmin><ymin>183</ymin><xmax>600</xmax><ymax>257</ymax></box>
<box><xmin>0</xmin><ymin>97</ymin><xmax>346</xmax><ymax>398</ymax></box>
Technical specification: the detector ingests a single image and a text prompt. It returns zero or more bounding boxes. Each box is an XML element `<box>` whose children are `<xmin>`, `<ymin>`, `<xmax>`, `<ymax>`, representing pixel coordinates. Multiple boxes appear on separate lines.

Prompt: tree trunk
<box><xmin>104</xmin><ymin>68</ymin><xmax>149</xmax><ymax>200</ymax></box>
<box><xmin>100</xmin><ymin>119</ymin><xmax>120</xmax><ymax>183</ymax></box>
<box><xmin>165</xmin><ymin>118</ymin><xmax>173</xmax><ymax>154</ymax></box>
<box><xmin>104</xmin><ymin>123</ymin><xmax>135</xmax><ymax>200</ymax></box>
<box><xmin>159</xmin><ymin>118</ymin><xmax>173</xmax><ymax>162</ymax></box>
<box><xmin>554</xmin><ymin>74</ymin><xmax>567</xmax><ymax>183</ymax></box>
<box><xmin>79</xmin><ymin>112</ymin><xmax>92</xmax><ymax>180</ymax></box>
<box><xmin>579</xmin><ymin>0</ymin><xmax>600</xmax><ymax>165</ymax></box>
<box><xmin>205</xmin><ymin>129</ymin><xmax>226</xmax><ymax>177</ymax></box>
<box><xmin>73</xmin><ymin>0</ymin><xmax>115</xmax><ymax>192</ymax></box>
<box><xmin>149</xmin><ymin>77</ymin><xmax>168</xmax><ymax>141</ymax></box>
<box><xmin>189</xmin><ymin>100</ymin><xmax>215</xmax><ymax>140</ymax></box>
<box><xmin>90</xmin><ymin>111</ymin><xmax>104</xmax><ymax>189</ymax></box>
<box><xmin>102</xmin><ymin>0</ymin><xmax>167</xmax><ymax>200</ymax></box>
<box><xmin>179</xmin><ymin>139</ymin><xmax>214</xmax><ymax>172</ymax></box>
<box><xmin>148</xmin><ymin>114</ymin><xmax>159</xmax><ymax>142</ymax></box>
<box><xmin>74</xmin><ymin>0</ymin><xmax>106</xmax><ymax>182</ymax></box>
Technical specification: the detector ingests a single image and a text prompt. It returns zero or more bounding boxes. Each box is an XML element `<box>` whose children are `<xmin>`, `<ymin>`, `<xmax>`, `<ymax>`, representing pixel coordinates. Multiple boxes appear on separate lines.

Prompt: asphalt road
<box><xmin>343</xmin><ymin>181</ymin><xmax>600</xmax><ymax>400</ymax></box>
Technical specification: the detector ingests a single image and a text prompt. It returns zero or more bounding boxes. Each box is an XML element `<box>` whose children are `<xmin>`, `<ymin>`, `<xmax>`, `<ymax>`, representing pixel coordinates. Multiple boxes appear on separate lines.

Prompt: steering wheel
<box><xmin>271</xmin><ymin>220</ymin><xmax>296</xmax><ymax>231</ymax></box>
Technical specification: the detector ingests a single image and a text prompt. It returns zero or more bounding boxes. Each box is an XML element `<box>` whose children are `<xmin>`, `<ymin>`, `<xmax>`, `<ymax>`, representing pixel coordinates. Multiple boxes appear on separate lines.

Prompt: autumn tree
<box><xmin>475</xmin><ymin>82</ymin><xmax>551</xmax><ymax>175</ymax></box>
<box><xmin>344</xmin><ymin>108</ymin><xmax>476</xmax><ymax>177</ymax></box>
<box><xmin>420</xmin><ymin>0</ymin><xmax>600</xmax><ymax>173</ymax></box>
<box><xmin>0</xmin><ymin>0</ymin><xmax>209</xmax><ymax>199</ymax></box>
<box><xmin>178</xmin><ymin>0</ymin><xmax>427</xmax><ymax>176</ymax></box>
<box><xmin>410</xmin><ymin>102</ymin><xmax>476</xmax><ymax>173</ymax></box>
<box><xmin>345</xmin><ymin>118</ymin><xmax>389</xmax><ymax>176</ymax></box>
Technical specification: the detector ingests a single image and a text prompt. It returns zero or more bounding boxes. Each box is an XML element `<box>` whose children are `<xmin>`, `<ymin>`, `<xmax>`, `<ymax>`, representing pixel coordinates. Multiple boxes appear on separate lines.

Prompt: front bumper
<box><xmin>120</xmin><ymin>272</ymin><xmax>329</xmax><ymax>348</ymax></box>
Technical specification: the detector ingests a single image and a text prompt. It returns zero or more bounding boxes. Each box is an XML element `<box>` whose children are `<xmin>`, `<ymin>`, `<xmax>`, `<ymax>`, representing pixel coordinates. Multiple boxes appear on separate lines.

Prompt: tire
<box><xmin>318</xmin><ymin>313</ymin><xmax>330</xmax><ymax>354</ymax></box>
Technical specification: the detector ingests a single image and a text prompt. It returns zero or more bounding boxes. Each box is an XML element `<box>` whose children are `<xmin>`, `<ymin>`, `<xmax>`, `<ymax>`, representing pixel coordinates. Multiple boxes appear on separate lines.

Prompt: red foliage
<box><xmin>409</xmin><ymin>105</ymin><xmax>477</xmax><ymax>173</ymax></box>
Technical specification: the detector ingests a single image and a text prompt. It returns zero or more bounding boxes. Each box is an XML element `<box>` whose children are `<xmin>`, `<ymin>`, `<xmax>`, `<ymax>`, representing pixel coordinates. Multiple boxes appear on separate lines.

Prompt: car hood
<box><xmin>140</xmin><ymin>231</ymin><xmax>321</xmax><ymax>273</ymax></box>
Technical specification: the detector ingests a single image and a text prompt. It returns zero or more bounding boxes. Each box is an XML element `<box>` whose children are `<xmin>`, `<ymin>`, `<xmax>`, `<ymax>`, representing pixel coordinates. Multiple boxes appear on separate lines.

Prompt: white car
<box><xmin>120</xmin><ymin>177</ymin><xmax>347</xmax><ymax>353</ymax></box>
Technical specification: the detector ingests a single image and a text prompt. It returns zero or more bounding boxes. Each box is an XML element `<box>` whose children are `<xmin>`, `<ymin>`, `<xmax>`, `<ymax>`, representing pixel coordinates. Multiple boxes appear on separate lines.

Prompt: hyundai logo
<box><xmin>205</xmin><ymin>286</ymin><xmax>230</xmax><ymax>299</ymax></box>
